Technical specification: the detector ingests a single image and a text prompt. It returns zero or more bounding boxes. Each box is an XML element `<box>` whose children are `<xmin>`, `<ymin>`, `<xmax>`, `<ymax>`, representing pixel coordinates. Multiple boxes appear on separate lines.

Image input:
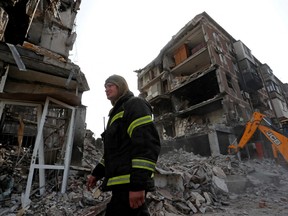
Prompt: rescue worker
<box><xmin>87</xmin><ymin>74</ymin><xmax>161</xmax><ymax>216</ymax></box>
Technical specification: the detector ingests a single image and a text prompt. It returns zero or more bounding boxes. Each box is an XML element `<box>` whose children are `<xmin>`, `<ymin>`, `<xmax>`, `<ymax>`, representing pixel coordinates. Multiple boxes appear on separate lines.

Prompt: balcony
<box><xmin>242</xmin><ymin>70</ymin><xmax>263</xmax><ymax>92</ymax></box>
<box><xmin>171</xmin><ymin>46</ymin><xmax>210</xmax><ymax>76</ymax></box>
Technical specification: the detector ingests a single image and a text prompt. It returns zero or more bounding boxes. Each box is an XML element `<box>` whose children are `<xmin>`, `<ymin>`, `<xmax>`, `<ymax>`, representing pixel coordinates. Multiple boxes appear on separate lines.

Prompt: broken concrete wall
<box><xmin>203</xmin><ymin>22</ymin><xmax>252</xmax><ymax>123</ymax></box>
<box><xmin>5</xmin><ymin>65</ymin><xmax>79</xmax><ymax>96</ymax></box>
<box><xmin>1</xmin><ymin>0</ymin><xmax>80</xmax><ymax>58</ymax></box>
<box><xmin>174</xmin><ymin>115</ymin><xmax>206</xmax><ymax>137</ymax></box>
<box><xmin>135</xmin><ymin>12</ymin><xmax>271</xmax><ymax>157</ymax></box>
<box><xmin>0</xmin><ymin>0</ymin><xmax>89</xmax><ymax>188</ymax></box>
<box><xmin>147</xmin><ymin>82</ymin><xmax>162</xmax><ymax>101</ymax></box>
<box><xmin>160</xmin><ymin>134</ymin><xmax>211</xmax><ymax>156</ymax></box>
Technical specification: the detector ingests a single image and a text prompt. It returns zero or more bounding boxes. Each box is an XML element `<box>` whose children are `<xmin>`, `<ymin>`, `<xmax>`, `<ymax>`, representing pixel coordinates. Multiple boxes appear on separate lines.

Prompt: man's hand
<box><xmin>86</xmin><ymin>175</ymin><xmax>97</xmax><ymax>191</ymax></box>
<box><xmin>129</xmin><ymin>190</ymin><xmax>145</xmax><ymax>209</ymax></box>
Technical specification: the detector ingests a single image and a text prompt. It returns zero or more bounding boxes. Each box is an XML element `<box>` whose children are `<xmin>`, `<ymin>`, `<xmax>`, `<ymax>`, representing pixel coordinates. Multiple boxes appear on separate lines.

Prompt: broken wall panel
<box><xmin>5</xmin><ymin>68</ymin><xmax>80</xmax><ymax>102</ymax></box>
<box><xmin>29</xmin><ymin>22</ymin><xmax>73</xmax><ymax>57</ymax></box>
<box><xmin>146</xmin><ymin>82</ymin><xmax>162</xmax><ymax>100</ymax></box>
<box><xmin>2</xmin><ymin>64</ymin><xmax>83</xmax><ymax>106</ymax></box>
<box><xmin>0</xmin><ymin>0</ymin><xmax>89</xmax><ymax>194</ymax></box>
<box><xmin>161</xmin><ymin>134</ymin><xmax>211</xmax><ymax>156</ymax></box>
<box><xmin>8</xmin><ymin>66</ymin><xmax>79</xmax><ymax>90</ymax></box>
<box><xmin>0</xmin><ymin>42</ymin><xmax>89</xmax><ymax>92</ymax></box>
<box><xmin>174</xmin><ymin>116</ymin><xmax>204</xmax><ymax>137</ymax></box>
<box><xmin>174</xmin><ymin>109</ymin><xmax>225</xmax><ymax>139</ymax></box>
<box><xmin>1</xmin><ymin>0</ymin><xmax>80</xmax><ymax>58</ymax></box>
<box><xmin>26</xmin><ymin>0</ymin><xmax>80</xmax><ymax>58</ymax></box>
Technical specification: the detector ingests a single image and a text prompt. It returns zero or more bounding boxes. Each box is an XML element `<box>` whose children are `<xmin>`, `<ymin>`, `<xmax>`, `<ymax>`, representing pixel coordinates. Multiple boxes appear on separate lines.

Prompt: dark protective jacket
<box><xmin>92</xmin><ymin>91</ymin><xmax>161</xmax><ymax>192</ymax></box>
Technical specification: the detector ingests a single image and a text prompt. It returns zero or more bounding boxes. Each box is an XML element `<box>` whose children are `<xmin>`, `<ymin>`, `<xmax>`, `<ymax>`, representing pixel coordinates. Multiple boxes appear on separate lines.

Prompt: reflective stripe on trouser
<box><xmin>132</xmin><ymin>159</ymin><xmax>156</xmax><ymax>172</ymax></box>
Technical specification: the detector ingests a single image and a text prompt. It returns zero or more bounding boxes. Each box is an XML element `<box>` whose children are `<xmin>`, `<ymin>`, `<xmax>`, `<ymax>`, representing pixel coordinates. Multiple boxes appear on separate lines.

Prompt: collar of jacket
<box><xmin>108</xmin><ymin>91</ymin><xmax>134</xmax><ymax>117</ymax></box>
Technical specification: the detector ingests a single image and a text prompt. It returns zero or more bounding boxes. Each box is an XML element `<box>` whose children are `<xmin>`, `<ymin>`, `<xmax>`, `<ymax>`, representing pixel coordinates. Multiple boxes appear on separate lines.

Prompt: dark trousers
<box><xmin>105</xmin><ymin>191</ymin><xmax>150</xmax><ymax>216</ymax></box>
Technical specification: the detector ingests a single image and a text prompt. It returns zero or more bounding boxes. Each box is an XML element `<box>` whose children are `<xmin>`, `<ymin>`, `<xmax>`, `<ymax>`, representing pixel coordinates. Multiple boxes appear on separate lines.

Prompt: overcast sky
<box><xmin>72</xmin><ymin>0</ymin><xmax>288</xmax><ymax>137</ymax></box>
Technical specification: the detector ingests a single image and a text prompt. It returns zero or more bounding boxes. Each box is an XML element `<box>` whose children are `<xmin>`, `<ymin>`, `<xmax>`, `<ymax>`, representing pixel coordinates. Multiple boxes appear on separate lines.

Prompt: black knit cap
<box><xmin>105</xmin><ymin>74</ymin><xmax>129</xmax><ymax>105</ymax></box>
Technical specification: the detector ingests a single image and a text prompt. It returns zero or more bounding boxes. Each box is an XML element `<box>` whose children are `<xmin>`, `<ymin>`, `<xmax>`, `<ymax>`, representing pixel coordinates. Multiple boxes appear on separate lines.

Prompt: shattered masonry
<box><xmin>1</xmin><ymin>4</ymin><xmax>288</xmax><ymax>216</ymax></box>
<box><xmin>135</xmin><ymin>12</ymin><xmax>288</xmax><ymax>159</ymax></box>
<box><xmin>0</xmin><ymin>0</ymin><xmax>89</xmax><ymax>206</ymax></box>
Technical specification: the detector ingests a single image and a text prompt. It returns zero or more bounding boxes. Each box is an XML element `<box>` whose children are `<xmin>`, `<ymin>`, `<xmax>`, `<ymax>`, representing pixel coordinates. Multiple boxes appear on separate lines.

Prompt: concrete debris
<box><xmin>212</xmin><ymin>175</ymin><xmax>229</xmax><ymax>194</ymax></box>
<box><xmin>1</xmin><ymin>134</ymin><xmax>288</xmax><ymax>215</ymax></box>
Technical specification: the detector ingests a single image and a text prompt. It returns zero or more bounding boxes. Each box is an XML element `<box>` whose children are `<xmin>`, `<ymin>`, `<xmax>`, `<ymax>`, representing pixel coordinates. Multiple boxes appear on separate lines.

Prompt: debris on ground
<box><xmin>1</xmin><ymin>133</ymin><xmax>288</xmax><ymax>216</ymax></box>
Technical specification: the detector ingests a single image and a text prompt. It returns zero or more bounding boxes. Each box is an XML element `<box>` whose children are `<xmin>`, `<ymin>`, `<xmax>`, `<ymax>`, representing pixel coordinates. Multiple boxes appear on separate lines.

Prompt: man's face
<box><xmin>105</xmin><ymin>83</ymin><xmax>119</xmax><ymax>102</ymax></box>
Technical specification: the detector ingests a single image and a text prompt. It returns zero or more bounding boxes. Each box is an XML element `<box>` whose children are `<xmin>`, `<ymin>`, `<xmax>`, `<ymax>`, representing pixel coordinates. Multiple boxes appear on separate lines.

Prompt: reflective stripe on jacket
<box><xmin>93</xmin><ymin>91</ymin><xmax>161</xmax><ymax>192</ymax></box>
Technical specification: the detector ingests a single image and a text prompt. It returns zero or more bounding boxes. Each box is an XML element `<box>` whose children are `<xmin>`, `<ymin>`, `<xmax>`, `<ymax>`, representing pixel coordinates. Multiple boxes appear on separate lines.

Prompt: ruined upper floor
<box><xmin>0</xmin><ymin>0</ymin><xmax>81</xmax><ymax>58</ymax></box>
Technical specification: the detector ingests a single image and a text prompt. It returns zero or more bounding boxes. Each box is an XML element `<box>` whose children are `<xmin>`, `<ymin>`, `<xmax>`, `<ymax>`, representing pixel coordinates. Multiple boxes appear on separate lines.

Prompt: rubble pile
<box><xmin>148</xmin><ymin>150</ymin><xmax>288</xmax><ymax>215</ymax></box>
<box><xmin>81</xmin><ymin>130</ymin><xmax>103</xmax><ymax>170</ymax></box>
<box><xmin>1</xmin><ymin>133</ymin><xmax>288</xmax><ymax>215</ymax></box>
<box><xmin>148</xmin><ymin>150</ymin><xmax>235</xmax><ymax>215</ymax></box>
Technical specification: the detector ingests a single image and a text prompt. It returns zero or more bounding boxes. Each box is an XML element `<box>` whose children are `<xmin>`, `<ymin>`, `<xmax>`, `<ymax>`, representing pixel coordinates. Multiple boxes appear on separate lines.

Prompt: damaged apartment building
<box><xmin>0</xmin><ymin>0</ymin><xmax>89</xmax><ymax>207</ymax></box>
<box><xmin>135</xmin><ymin>12</ymin><xmax>288</xmax><ymax>157</ymax></box>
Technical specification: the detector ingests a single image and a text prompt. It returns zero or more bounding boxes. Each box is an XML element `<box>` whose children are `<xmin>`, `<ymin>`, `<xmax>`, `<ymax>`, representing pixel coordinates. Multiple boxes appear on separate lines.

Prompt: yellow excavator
<box><xmin>228</xmin><ymin>112</ymin><xmax>288</xmax><ymax>163</ymax></box>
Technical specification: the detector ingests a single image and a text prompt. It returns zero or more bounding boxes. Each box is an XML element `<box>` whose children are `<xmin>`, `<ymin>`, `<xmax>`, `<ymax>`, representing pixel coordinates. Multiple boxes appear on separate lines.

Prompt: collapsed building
<box><xmin>0</xmin><ymin>5</ymin><xmax>287</xmax><ymax>215</ymax></box>
<box><xmin>0</xmin><ymin>0</ymin><xmax>88</xmax><ymax>207</ymax></box>
<box><xmin>135</xmin><ymin>12</ymin><xmax>288</xmax><ymax>158</ymax></box>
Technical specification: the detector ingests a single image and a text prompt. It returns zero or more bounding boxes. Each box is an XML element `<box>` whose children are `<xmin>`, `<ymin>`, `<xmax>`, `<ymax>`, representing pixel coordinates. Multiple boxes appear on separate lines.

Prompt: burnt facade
<box><xmin>135</xmin><ymin>12</ymin><xmax>288</xmax><ymax>156</ymax></box>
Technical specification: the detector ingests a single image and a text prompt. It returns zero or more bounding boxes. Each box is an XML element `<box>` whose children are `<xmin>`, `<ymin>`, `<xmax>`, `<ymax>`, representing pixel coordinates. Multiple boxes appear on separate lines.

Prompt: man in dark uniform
<box><xmin>87</xmin><ymin>74</ymin><xmax>161</xmax><ymax>216</ymax></box>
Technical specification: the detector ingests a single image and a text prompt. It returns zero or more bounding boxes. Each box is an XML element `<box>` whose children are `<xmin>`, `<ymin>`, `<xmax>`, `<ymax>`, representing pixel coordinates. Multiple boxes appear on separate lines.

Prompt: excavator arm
<box><xmin>228</xmin><ymin>112</ymin><xmax>288</xmax><ymax>163</ymax></box>
<box><xmin>228</xmin><ymin>112</ymin><xmax>265</xmax><ymax>154</ymax></box>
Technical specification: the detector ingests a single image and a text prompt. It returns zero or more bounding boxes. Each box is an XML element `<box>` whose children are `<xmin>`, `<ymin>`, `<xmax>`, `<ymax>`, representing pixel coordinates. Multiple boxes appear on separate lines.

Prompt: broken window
<box><xmin>226</xmin><ymin>74</ymin><xmax>235</xmax><ymax>92</ymax></box>
<box><xmin>172</xmin><ymin>71</ymin><xmax>220</xmax><ymax>110</ymax></box>
<box><xmin>0</xmin><ymin>102</ymin><xmax>71</xmax><ymax>165</ymax></box>
<box><xmin>163</xmin><ymin>124</ymin><xmax>175</xmax><ymax>138</ymax></box>
<box><xmin>0</xmin><ymin>104</ymin><xmax>37</xmax><ymax>151</ymax></box>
